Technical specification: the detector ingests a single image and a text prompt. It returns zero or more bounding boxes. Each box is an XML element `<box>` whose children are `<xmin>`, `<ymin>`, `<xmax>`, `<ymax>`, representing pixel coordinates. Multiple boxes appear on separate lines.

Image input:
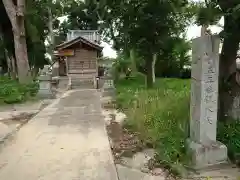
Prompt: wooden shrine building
<box><xmin>54</xmin><ymin>30</ymin><xmax>103</xmax><ymax>87</ymax></box>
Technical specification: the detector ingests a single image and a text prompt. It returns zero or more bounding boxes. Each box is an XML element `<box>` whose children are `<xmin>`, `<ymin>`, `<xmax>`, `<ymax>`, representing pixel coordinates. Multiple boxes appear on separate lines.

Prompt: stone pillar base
<box><xmin>37</xmin><ymin>89</ymin><xmax>56</xmax><ymax>99</ymax></box>
<box><xmin>102</xmin><ymin>88</ymin><xmax>115</xmax><ymax>97</ymax></box>
<box><xmin>186</xmin><ymin>139</ymin><xmax>228</xmax><ymax>170</ymax></box>
<box><xmin>101</xmin><ymin>96</ymin><xmax>116</xmax><ymax>109</ymax></box>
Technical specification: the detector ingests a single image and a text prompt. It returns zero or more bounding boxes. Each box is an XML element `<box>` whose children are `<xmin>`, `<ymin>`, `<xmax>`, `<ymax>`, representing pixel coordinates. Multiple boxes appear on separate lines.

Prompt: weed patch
<box><xmin>116</xmin><ymin>73</ymin><xmax>190</xmax><ymax>173</ymax></box>
<box><xmin>116</xmin><ymin>73</ymin><xmax>240</xmax><ymax>174</ymax></box>
<box><xmin>217</xmin><ymin>120</ymin><xmax>240</xmax><ymax>164</ymax></box>
<box><xmin>0</xmin><ymin>77</ymin><xmax>39</xmax><ymax>104</ymax></box>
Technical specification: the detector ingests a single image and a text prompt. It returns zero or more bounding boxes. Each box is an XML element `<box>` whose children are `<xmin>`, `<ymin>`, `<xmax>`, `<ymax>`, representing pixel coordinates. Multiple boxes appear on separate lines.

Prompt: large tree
<box><xmin>55</xmin><ymin>0</ymin><xmax>99</xmax><ymax>45</ymax></box>
<box><xmin>218</xmin><ymin>1</ymin><xmax>240</xmax><ymax>120</ymax></box>
<box><xmin>91</xmin><ymin>0</ymin><xmax>192</xmax><ymax>87</ymax></box>
<box><xmin>2</xmin><ymin>0</ymin><xmax>30</xmax><ymax>83</ymax></box>
<box><xmin>1</xmin><ymin>0</ymin><xmax>66</xmax><ymax>79</ymax></box>
<box><xmin>0</xmin><ymin>0</ymin><xmax>15</xmax><ymax>77</ymax></box>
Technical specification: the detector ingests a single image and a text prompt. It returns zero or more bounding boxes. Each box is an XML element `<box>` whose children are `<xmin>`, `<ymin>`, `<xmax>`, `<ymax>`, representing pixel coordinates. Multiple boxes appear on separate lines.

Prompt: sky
<box><xmin>101</xmin><ymin>42</ymin><xmax>117</xmax><ymax>59</ymax></box>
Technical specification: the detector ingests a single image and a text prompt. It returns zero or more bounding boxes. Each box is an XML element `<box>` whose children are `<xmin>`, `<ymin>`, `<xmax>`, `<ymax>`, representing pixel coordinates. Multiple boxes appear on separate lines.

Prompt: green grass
<box><xmin>115</xmin><ymin>73</ymin><xmax>191</xmax><ymax>174</ymax></box>
<box><xmin>0</xmin><ymin>76</ymin><xmax>39</xmax><ymax>104</ymax></box>
<box><xmin>116</xmin><ymin>73</ymin><xmax>240</xmax><ymax>173</ymax></box>
<box><xmin>217</xmin><ymin>119</ymin><xmax>240</xmax><ymax>162</ymax></box>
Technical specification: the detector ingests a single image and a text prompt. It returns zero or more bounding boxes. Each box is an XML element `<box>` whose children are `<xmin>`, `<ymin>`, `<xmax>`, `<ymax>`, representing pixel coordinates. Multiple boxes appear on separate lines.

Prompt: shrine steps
<box><xmin>68</xmin><ymin>74</ymin><xmax>95</xmax><ymax>89</ymax></box>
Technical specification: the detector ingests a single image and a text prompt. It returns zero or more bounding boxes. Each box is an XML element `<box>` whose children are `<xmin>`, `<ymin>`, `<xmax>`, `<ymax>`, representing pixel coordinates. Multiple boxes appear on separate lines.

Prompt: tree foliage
<box><xmin>55</xmin><ymin>0</ymin><xmax>99</xmax><ymax>44</ymax></box>
<box><xmin>0</xmin><ymin>0</ymin><xmax>68</xmax><ymax>78</ymax></box>
<box><xmin>0</xmin><ymin>0</ymin><xmax>196</xmax><ymax>87</ymax></box>
<box><xmin>87</xmin><ymin>0</ymin><xmax>194</xmax><ymax>87</ymax></box>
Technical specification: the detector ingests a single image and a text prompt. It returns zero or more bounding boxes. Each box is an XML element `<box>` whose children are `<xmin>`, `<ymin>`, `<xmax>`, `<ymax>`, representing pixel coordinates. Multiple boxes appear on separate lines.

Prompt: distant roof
<box><xmin>67</xmin><ymin>30</ymin><xmax>100</xmax><ymax>43</ymax></box>
<box><xmin>69</xmin><ymin>30</ymin><xmax>98</xmax><ymax>32</ymax></box>
<box><xmin>56</xmin><ymin>36</ymin><xmax>103</xmax><ymax>51</ymax></box>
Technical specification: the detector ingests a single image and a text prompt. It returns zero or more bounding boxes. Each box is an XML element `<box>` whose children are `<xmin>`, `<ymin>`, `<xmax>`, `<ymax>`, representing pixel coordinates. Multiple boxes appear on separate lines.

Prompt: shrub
<box><xmin>115</xmin><ymin>73</ymin><xmax>146</xmax><ymax>109</ymax></box>
<box><xmin>217</xmin><ymin>120</ymin><xmax>240</xmax><ymax>162</ymax></box>
<box><xmin>26</xmin><ymin>81</ymin><xmax>39</xmax><ymax>96</ymax></box>
<box><xmin>180</xmin><ymin>68</ymin><xmax>191</xmax><ymax>79</ymax></box>
<box><xmin>0</xmin><ymin>77</ymin><xmax>39</xmax><ymax>104</ymax></box>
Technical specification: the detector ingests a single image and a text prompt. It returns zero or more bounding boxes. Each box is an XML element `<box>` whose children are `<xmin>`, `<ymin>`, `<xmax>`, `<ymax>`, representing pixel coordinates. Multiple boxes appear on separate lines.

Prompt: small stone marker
<box><xmin>52</xmin><ymin>61</ymin><xmax>59</xmax><ymax>77</ymax></box>
<box><xmin>40</xmin><ymin>65</ymin><xmax>51</xmax><ymax>75</ymax></box>
<box><xmin>187</xmin><ymin>35</ymin><xmax>228</xmax><ymax>169</ymax></box>
<box><xmin>102</xmin><ymin>62</ymin><xmax>115</xmax><ymax>97</ymax></box>
<box><xmin>102</xmin><ymin>76</ymin><xmax>115</xmax><ymax>97</ymax></box>
<box><xmin>52</xmin><ymin>62</ymin><xmax>60</xmax><ymax>88</ymax></box>
<box><xmin>37</xmin><ymin>65</ymin><xmax>55</xmax><ymax>99</ymax></box>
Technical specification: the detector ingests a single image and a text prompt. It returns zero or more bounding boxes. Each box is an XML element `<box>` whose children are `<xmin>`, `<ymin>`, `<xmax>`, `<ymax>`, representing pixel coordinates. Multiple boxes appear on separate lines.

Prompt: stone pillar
<box><xmin>38</xmin><ymin>74</ymin><xmax>56</xmax><ymax>99</ymax></box>
<box><xmin>187</xmin><ymin>35</ymin><xmax>228</xmax><ymax>169</ymax></box>
<box><xmin>102</xmin><ymin>67</ymin><xmax>115</xmax><ymax>97</ymax></box>
<box><xmin>65</xmin><ymin>58</ymin><xmax>69</xmax><ymax>75</ymax></box>
<box><xmin>52</xmin><ymin>61</ymin><xmax>59</xmax><ymax>77</ymax></box>
<box><xmin>102</xmin><ymin>77</ymin><xmax>115</xmax><ymax>96</ymax></box>
<box><xmin>37</xmin><ymin>65</ymin><xmax>56</xmax><ymax>99</ymax></box>
<box><xmin>52</xmin><ymin>61</ymin><xmax>60</xmax><ymax>88</ymax></box>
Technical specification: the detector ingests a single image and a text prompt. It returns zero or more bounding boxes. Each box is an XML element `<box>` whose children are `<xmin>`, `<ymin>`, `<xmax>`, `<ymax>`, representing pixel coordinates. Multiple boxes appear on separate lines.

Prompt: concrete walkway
<box><xmin>0</xmin><ymin>90</ymin><xmax>119</xmax><ymax>180</ymax></box>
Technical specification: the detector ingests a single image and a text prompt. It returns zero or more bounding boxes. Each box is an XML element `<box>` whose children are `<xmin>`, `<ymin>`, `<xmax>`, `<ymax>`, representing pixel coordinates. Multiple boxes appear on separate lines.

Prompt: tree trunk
<box><xmin>48</xmin><ymin>7</ymin><xmax>54</xmax><ymax>62</ymax></box>
<box><xmin>218</xmin><ymin>15</ymin><xmax>240</xmax><ymax>121</ymax></box>
<box><xmin>10</xmin><ymin>56</ymin><xmax>17</xmax><ymax>79</ymax></box>
<box><xmin>2</xmin><ymin>0</ymin><xmax>31</xmax><ymax>83</ymax></box>
<box><xmin>0</xmin><ymin>27</ymin><xmax>11</xmax><ymax>77</ymax></box>
<box><xmin>31</xmin><ymin>66</ymin><xmax>39</xmax><ymax>79</ymax></box>
<box><xmin>130</xmin><ymin>49</ymin><xmax>137</xmax><ymax>72</ymax></box>
<box><xmin>152</xmin><ymin>54</ymin><xmax>157</xmax><ymax>83</ymax></box>
<box><xmin>6</xmin><ymin>55</ymin><xmax>11</xmax><ymax>77</ymax></box>
<box><xmin>6</xmin><ymin>54</ymin><xmax>12</xmax><ymax>77</ymax></box>
<box><xmin>5</xmin><ymin>52</ymin><xmax>17</xmax><ymax>79</ymax></box>
<box><xmin>146</xmin><ymin>58</ymin><xmax>153</xmax><ymax>88</ymax></box>
<box><xmin>13</xmin><ymin>26</ymin><xmax>31</xmax><ymax>83</ymax></box>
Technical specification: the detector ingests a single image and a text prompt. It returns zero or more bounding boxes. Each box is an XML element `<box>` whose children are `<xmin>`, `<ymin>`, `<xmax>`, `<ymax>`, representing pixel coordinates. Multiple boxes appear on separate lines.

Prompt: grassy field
<box><xmin>115</xmin><ymin>73</ymin><xmax>240</xmax><ymax>173</ymax></box>
<box><xmin>115</xmin><ymin>73</ymin><xmax>191</xmax><ymax>172</ymax></box>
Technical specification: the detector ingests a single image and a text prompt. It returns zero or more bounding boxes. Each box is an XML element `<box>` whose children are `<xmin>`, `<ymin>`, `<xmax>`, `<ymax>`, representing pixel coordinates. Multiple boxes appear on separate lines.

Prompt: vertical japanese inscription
<box><xmin>190</xmin><ymin>35</ymin><xmax>222</xmax><ymax>145</ymax></box>
<box><xmin>203</xmin><ymin>56</ymin><xmax>217</xmax><ymax>125</ymax></box>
